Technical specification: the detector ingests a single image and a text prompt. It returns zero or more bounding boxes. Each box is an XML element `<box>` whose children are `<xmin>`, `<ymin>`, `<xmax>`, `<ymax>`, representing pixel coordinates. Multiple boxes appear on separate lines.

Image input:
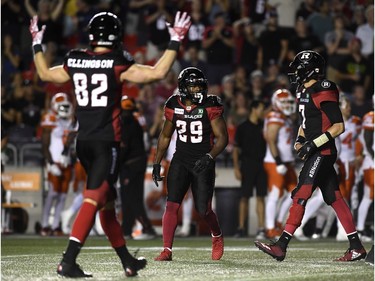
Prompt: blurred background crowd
<box><xmin>1</xmin><ymin>0</ymin><xmax>374</xmax><ymax>238</ymax></box>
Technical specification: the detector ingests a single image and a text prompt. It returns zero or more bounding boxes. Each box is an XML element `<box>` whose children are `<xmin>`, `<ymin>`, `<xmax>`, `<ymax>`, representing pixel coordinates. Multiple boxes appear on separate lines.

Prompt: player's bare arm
<box><xmin>232</xmin><ymin>146</ymin><xmax>241</xmax><ymax>180</ymax></box>
<box><xmin>154</xmin><ymin>119</ymin><xmax>175</xmax><ymax>164</ymax></box>
<box><xmin>266</xmin><ymin>123</ymin><xmax>282</xmax><ymax>162</ymax></box>
<box><xmin>29</xmin><ymin>16</ymin><xmax>70</xmax><ymax>83</ymax></box>
<box><xmin>208</xmin><ymin>117</ymin><xmax>228</xmax><ymax>159</ymax></box>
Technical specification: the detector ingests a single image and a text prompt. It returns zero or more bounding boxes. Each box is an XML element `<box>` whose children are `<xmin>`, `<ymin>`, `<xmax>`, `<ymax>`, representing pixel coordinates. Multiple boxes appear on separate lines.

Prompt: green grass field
<box><xmin>1</xmin><ymin>235</ymin><xmax>373</xmax><ymax>281</ymax></box>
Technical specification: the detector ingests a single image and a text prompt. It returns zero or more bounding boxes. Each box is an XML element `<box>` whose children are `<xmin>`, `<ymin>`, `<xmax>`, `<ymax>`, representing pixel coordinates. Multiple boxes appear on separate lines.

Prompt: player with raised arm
<box><xmin>29</xmin><ymin>10</ymin><xmax>191</xmax><ymax>278</ymax></box>
<box><xmin>255</xmin><ymin>50</ymin><xmax>366</xmax><ymax>262</ymax></box>
<box><xmin>152</xmin><ymin>67</ymin><xmax>228</xmax><ymax>261</ymax></box>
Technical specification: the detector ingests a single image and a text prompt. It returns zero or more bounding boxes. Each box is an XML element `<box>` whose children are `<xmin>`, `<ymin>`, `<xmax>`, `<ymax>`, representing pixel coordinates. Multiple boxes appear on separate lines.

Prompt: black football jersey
<box><xmin>164</xmin><ymin>94</ymin><xmax>224</xmax><ymax>164</ymax></box>
<box><xmin>63</xmin><ymin>48</ymin><xmax>134</xmax><ymax>141</ymax></box>
<box><xmin>296</xmin><ymin>79</ymin><xmax>340</xmax><ymax>155</ymax></box>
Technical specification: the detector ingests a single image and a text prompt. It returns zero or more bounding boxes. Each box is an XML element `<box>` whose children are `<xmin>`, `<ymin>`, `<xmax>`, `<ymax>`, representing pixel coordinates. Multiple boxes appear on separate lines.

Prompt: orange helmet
<box><xmin>51</xmin><ymin>93</ymin><xmax>69</xmax><ymax>113</ymax></box>
<box><xmin>121</xmin><ymin>95</ymin><xmax>136</xmax><ymax>111</ymax></box>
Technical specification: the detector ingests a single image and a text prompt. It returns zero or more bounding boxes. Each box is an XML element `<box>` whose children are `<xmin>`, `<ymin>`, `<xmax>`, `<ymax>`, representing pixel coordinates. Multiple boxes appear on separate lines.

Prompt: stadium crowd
<box><xmin>1</xmin><ymin>0</ymin><xmax>374</xmax><ymax>241</ymax></box>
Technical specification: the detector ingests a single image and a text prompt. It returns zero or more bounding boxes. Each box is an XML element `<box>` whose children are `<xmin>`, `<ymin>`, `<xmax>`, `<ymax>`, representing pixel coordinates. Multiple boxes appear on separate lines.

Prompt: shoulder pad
<box><xmin>205</xmin><ymin>95</ymin><xmax>223</xmax><ymax>107</ymax></box>
<box><xmin>165</xmin><ymin>94</ymin><xmax>180</xmax><ymax>108</ymax></box>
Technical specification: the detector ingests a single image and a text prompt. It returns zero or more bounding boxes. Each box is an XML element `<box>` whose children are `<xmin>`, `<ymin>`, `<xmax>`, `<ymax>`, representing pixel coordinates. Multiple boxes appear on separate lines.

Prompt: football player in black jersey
<box><xmin>255</xmin><ymin>50</ymin><xmax>366</xmax><ymax>262</ymax></box>
<box><xmin>29</xmin><ymin>11</ymin><xmax>191</xmax><ymax>278</ymax></box>
<box><xmin>152</xmin><ymin>67</ymin><xmax>228</xmax><ymax>261</ymax></box>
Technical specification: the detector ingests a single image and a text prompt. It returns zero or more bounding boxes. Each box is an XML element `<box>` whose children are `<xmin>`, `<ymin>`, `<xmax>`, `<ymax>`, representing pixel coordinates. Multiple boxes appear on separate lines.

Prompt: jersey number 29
<box><xmin>176</xmin><ymin>120</ymin><xmax>203</xmax><ymax>143</ymax></box>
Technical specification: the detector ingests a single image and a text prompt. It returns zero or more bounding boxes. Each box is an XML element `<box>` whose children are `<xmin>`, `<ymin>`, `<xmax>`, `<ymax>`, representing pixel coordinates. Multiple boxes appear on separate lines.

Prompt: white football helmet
<box><xmin>271</xmin><ymin>88</ymin><xmax>296</xmax><ymax>116</ymax></box>
<box><xmin>51</xmin><ymin>92</ymin><xmax>69</xmax><ymax>113</ymax></box>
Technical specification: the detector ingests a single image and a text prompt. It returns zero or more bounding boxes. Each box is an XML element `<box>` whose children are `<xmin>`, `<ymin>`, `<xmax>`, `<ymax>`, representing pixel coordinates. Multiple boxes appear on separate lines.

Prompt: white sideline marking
<box><xmin>1</xmin><ymin>247</ymin><xmax>344</xmax><ymax>259</ymax></box>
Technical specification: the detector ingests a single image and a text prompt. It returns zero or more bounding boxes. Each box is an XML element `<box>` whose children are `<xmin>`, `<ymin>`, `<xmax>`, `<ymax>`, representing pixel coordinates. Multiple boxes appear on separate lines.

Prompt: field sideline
<box><xmin>1</xmin><ymin>236</ymin><xmax>373</xmax><ymax>281</ymax></box>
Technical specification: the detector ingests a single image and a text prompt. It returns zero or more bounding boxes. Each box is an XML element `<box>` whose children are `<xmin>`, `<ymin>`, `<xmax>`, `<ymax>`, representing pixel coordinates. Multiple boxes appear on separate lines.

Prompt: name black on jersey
<box><xmin>296</xmin><ymin>80</ymin><xmax>339</xmax><ymax>155</ymax></box>
<box><xmin>164</xmin><ymin>94</ymin><xmax>224</xmax><ymax>164</ymax></box>
<box><xmin>63</xmin><ymin>48</ymin><xmax>134</xmax><ymax>141</ymax></box>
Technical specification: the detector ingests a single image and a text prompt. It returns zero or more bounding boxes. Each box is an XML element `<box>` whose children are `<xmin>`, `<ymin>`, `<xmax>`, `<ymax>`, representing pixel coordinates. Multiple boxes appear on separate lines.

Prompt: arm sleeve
<box><xmin>321</xmin><ymin>101</ymin><xmax>343</xmax><ymax>124</ymax></box>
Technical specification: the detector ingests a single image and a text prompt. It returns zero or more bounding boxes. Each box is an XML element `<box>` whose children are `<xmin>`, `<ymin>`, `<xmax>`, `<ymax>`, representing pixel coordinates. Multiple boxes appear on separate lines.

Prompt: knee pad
<box><xmin>83</xmin><ymin>181</ymin><xmax>110</xmax><ymax>209</ymax></box>
<box><xmin>286</xmin><ymin>198</ymin><xmax>307</xmax><ymax>227</ymax></box>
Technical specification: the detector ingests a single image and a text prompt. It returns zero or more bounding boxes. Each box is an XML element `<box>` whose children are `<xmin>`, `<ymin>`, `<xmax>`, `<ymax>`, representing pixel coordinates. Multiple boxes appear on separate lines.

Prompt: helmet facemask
<box><xmin>56</xmin><ymin>101</ymin><xmax>73</xmax><ymax>119</ymax></box>
<box><xmin>178</xmin><ymin>67</ymin><xmax>208</xmax><ymax>105</ymax></box>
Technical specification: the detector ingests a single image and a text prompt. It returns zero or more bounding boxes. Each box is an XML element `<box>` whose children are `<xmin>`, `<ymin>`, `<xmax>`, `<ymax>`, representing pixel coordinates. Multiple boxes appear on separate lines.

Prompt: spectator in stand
<box><xmin>202</xmin><ymin>11</ymin><xmax>235</xmax><ymax>85</ymax></box>
<box><xmin>1</xmin><ymin>0</ymin><xmax>25</xmax><ymax>45</ymax></box>
<box><xmin>306</xmin><ymin>0</ymin><xmax>333</xmax><ymax>45</ymax></box>
<box><xmin>229</xmin><ymin>92</ymin><xmax>249</xmax><ymax>126</ymax></box>
<box><xmin>257</xmin><ymin>10</ymin><xmax>288</xmax><ymax>71</ymax></box>
<box><xmin>1</xmin><ymin>85</ymin><xmax>17</xmax><ymax>133</ymax></box>
<box><xmin>232</xmin><ymin>100</ymin><xmax>267</xmax><ymax>238</ymax></box>
<box><xmin>248</xmin><ymin>70</ymin><xmax>267</xmax><ymax>103</ymax></box>
<box><xmin>219</xmin><ymin>75</ymin><xmax>235</xmax><ymax>117</ymax></box>
<box><xmin>355</xmin><ymin>5</ymin><xmax>374</xmax><ymax>58</ymax></box>
<box><xmin>335</xmin><ymin>37</ymin><xmax>371</xmax><ymax>96</ymax></box>
<box><xmin>233</xmin><ymin>65</ymin><xmax>250</xmax><ymax>94</ymax></box>
<box><xmin>72</xmin><ymin>0</ymin><xmax>98</xmax><ymax>48</ymax></box>
<box><xmin>185</xmin><ymin>0</ymin><xmax>208</xmax><ymax>50</ymax></box>
<box><xmin>241</xmin><ymin>0</ymin><xmax>269</xmax><ymax>36</ymax></box>
<box><xmin>287</xmin><ymin>17</ymin><xmax>324</xmax><ymax>61</ymax></box>
<box><xmin>232</xmin><ymin>17</ymin><xmax>259</xmax><ymax>74</ymax></box>
<box><xmin>154</xmin><ymin>70</ymin><xmax>178</xmax><ymax>101</ymax></box>
<box><xmin>144</xmin><ymin>0</ymin><xmax>176</xmax><ymax>51</ymax></box>
<box><xmin>17</xmin><ymin>80</ymin><xmax>43</xmax><ymax>131</ymax></box>
<box><xmin>138</xmin><ymin>83</ymin><xmax>165</xmax><ymax>127</ymax></box>
<box><xmin>24</xmin><ymin>0</ymin><xmax>64</xmax><ymax>45</ymax></box>
<box><xmin>296</xmin><ymin>0</ymin><xmax>316</xmax><ymax>21</ymax></box>
<box><xmin>324</xmin><ymin>14</ymin><xmax>354</xmax><ymax>81</ymax></box>
<box><xmin>205</xmin><ymin>0</ymin><xmax>230</xmax><ymax>25</ymax></box>
<box><xmin>350</xmin><ymin>85</ymin><xmax>373</xmax><ymax>118</ymax></box>
<box><xmin>179</xmin><ymin>45</ymin><xmax>207</xmax><ymax>76</ymax></box>
<box><xmin>349</xmin><ymin>6</ymin><xmax>366</xmax><ymax>33</ymax></box>
<box><xmin>2</xmin><ymin>34</ymin><xmax>21</xmax><ymax>86</ymax></box>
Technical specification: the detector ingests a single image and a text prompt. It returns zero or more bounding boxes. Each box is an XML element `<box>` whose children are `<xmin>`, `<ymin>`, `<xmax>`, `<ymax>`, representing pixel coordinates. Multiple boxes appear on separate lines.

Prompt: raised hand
<box><xmin>29</xmin><ymin>16</ymin><xmax>46</xmax><ymax>46</ymax></box>
<box><xmin>166</xmin><ymin>11</ymin><xmax>191</xmax><ymax>42</ymax></box>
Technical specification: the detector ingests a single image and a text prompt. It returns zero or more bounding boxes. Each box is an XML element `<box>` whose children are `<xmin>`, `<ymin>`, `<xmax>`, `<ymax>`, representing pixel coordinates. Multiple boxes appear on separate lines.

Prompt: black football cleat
<box><xmin>254</xmin><ymin>240</ymin><xmax>286</xmax><ymax>261</ymax></box>
<box><xmin>125</xmin><ymin>257</ymin><xmax>147</xmax><ymax>277</ymax></box>
<box><xmin>57</xmin><ymin>260</ymin><xmax>93</xmax><ymax>278</ymax></box>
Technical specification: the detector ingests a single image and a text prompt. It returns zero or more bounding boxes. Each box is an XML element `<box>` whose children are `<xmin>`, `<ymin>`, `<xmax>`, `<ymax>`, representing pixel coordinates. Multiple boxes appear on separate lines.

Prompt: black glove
<box><xmin>193</xmin><ymin>154</ymin><xmax>214</xmax><ymax>174</ymax></box>
<box><xmin>297</xmin><ymin>141</ymin><xmax>317</xmax><ymax>160</ymax></box>
<box><xmin>152</xmin><ymin>163</ymin><xmax>164</xmax><ymax>187</ymax></box>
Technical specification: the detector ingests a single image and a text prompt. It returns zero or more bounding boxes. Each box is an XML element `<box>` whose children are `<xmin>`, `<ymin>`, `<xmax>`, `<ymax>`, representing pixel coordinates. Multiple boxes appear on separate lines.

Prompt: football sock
<box><xmin>63</xmin><ymin>240</ymin><xmax>82</xmax><ymax>264</ymax></box>
<box><xmin>114</xmin><ymin>245</ymin><xmax>133</xmax><ymax>269</ymax></box>
<box><xmin>70</xmin><ymin>201</ymin><xmax>97</xmax><ymax>244</ymax></box>
<box><xmin>203</xmin><ymin>209</ymin><xmax>221</xmax><ymax>236</ymax></box>
<box><xmin>357</xmin><ymin>196</ymin><xmax>372</xmax><ymax>231</ymax></box>
<box><xmin>162</xmin><ymin>201</ymin><xmax>180</xmax><ymax>249</ymax></box>
<box><xmin>42</xmin><ymin>188</ymin><xmax>58</xmax><ymax>227</ymax></box>
<box><xmin>52</xmin><ymin>193</ymin><xmax>67</xmax><ymax>229</ymax></box>
<box><xmin>99</xmin><ymin>208</ymin><xmax>125</xmax><ymax>248</ymax></box>
<box><xmin>276</xmin><ymin>231</ymin><xmax>292</xmax><ymax>251</ymax></box>
<box><xmin>347</xmin><ymin>232</ymin><xmax>363</xmax><ymax>249</ymax></box>
<box><xmin>331</xmin><ymin>197</ymin><xmax>356</xmax><ymax>234</ymax></box>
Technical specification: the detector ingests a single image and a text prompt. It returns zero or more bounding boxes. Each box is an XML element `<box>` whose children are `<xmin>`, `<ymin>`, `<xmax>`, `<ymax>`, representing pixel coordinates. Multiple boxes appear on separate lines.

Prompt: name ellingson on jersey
<box><xmin>67</xmin><ymin>58</ymin><xmax>114</xmax><ymax>68</ymax></box>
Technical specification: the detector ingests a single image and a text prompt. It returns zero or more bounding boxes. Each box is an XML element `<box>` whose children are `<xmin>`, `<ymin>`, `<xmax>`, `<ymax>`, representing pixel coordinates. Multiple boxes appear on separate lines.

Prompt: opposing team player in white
<box><xmin>263</xmin><ymin>89</ymin><xmax>297</xmax><ymax>239</ymax></box>
<box><xmin>356</xmin><ymin>111</ymin><xmax>374</xmax><ymax>242</ymax></box>
<box><xmin>40</xmin><ymin>93</ymin><xmax>75</xmax><ymax>236</ymax></box>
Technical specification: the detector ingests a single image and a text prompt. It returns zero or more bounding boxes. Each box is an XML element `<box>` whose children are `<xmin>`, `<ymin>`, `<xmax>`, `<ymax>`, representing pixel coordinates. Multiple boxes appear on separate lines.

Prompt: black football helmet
<box><xmin>88</xmin><ymin>12</ymin><xmax>122</xmax><ymax>49</ymax></box>
<box><xmin>288</xmin><ymin>50</ymin><xmax>325</xmax><ymax>85</ymax></box>
<box><xmin>178</xmin><ymin>67</ymin><xmax>208</xmax><ymax>104</ymax></box>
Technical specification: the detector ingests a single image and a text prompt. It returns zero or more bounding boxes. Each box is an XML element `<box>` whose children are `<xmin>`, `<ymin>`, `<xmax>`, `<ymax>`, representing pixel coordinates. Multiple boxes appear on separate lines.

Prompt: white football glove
<box><xmin>29</xmin><ymin>16</ymin><xmax>46</xmax><ymax>46</ymax></box>
<box><xmin>276</xmin><ymin>164</ymin><xmax>288</xmax><ymax>175</ymax></box>
<box><xmin>59</xmin><ymin>154</ymin><xmax>70</xmax><ymax>168</ymax></box>
<box><xmin>166</xmin><ymin>11</ymin><xmax>191</xmax><ymax>42</ymax></box>
<box><xmin>47</xmin><ymin>163</ymin><xmax>62</xmax><ymax>176</ymax></box>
